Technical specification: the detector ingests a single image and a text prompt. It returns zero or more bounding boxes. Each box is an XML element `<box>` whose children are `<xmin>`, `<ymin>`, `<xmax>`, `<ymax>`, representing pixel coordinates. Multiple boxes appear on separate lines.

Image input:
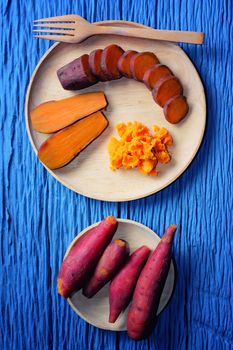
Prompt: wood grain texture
<box><xmin>0</xmin><ymin>0</ymin><xmax>232</xmax><ymax>349</ymax></box>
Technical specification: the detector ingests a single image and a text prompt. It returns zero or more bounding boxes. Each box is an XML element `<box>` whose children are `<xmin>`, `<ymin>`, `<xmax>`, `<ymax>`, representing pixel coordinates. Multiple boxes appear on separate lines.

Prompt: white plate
<box><xmin>25</xmin><ymin>21</ymin><xmax>206</xmax><ymax>201</ymax></box>
<box><xmin>65</xmin><ymin>219</ymin><xmax>176</xmax><ymax>331</ymax></box>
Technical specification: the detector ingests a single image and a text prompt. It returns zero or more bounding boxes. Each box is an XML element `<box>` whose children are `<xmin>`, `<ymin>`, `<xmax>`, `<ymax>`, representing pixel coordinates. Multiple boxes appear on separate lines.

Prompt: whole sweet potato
<box><xmin>109</xmin><ymin>245</ymin><xmax>151</xmax><ymax>323</ymax></box>
<box><xmin>57</xmin><ymin>216</ymin><xmax>118</xmax><ymax>298</ymax></box>
<box><xmin>83</xmin><ymin>239</ymin><xmax>130</xmax><ymax>298</ymax></box>
<box><xmin>127</xmin><ymin>224</ymin><xmax>177</xmax><ymax>340</ymax></box>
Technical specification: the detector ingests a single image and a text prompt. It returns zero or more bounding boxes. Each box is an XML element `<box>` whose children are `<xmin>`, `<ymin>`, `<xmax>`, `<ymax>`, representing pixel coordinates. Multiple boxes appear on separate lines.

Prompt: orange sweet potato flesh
<box><xmin>130</xmin><ymin>52</ymin><xmax>160</xmax><ymax>82</ymax></box>
<box><xmin>38</xmin><ymin>111</ymin><xmax>108</xmax><ymax>169</ymax></box>
<box><xmin>152</xmin><ymin>75</ymin><xmax>183</xmax><ymax>107</ymax></box>
<box><xmin>164</xmin><ymin>95</ymin><xmax>189</xmax><ymax>124</ymax></box>
<box><xmin>117</xmin><ymin>50</ymin><xmax>138</xmax><ymax>78</ymax></box>
<box><xmin>30</xmin><ymin>92</ymin><xmax>107</xmax><ymax>133</ymax></box>
<box><xmin>143</xmin><ymin>64</ymin><xmax>172</xmax><ymax>90</ymax></box>
<box><xmin>101</xmin><ymin>44</ymin><xmax>124</xmax><ymax>80</ymax></box>
<box><xmin>89</xmin><ymin>49</ymin><xmax>108</xmax><ymax>81</ymax></box>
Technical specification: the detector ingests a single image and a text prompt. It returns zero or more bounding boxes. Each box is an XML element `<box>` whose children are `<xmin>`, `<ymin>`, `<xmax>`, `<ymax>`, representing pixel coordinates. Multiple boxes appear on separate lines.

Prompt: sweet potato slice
<box><xmin>143</xmin><ymin>64</ymin><xmax>172</xmax><ymax>90</ymax></box>
<box><xmin>57</xmin><ymin>54</ymin><xmax>97</xmax><ymax>90</ymax></box>
<box><xmin>117</xmin><ymin>50</ymin><xmax>138</xmax><ymax>78</ymax></box>
<box><xmin>100</xmin><ymin>44</ymin><xmax>124</xmax><ymax>80</ymax></box>
<box><xmin>30</xmin><ymin>92</ymin><xmax>108</xmax><ymax>133</ymax></box>
<box><xmin>164</xmin><ymin>95</ymin><xmax>189</xmax><ymax>124</ymax></box>
<box><xmin>88</xmin><ymin>49</ymin><xmax>108</xmax><ymax>81</ymax></box>
<box><xmin>38</xmin><ymin>111</ymin><xmax>108</xmax><ymax>169</ymax></box>
<box><xmin>130</xmin><ymin>52</ymin><xmax>160</xmax><ymax>82</ymax></box>
<box><xmin>152</xmin><ymin>75</ymin><xmax>183</xmax><ymax>107</ymax></box>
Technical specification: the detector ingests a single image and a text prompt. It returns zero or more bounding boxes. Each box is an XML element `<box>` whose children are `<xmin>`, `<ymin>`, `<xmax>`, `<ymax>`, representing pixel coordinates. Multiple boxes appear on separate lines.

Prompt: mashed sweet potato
<box><xmin>108</xmin><ymin>122</ymin><xmax>173</xmax><ymax>176</ymax></box>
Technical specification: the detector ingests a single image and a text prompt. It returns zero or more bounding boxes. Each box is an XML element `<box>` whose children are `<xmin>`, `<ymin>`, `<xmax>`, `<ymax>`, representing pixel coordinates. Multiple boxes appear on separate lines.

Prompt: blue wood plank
<box><xmin>0</xmin><ymin>0</ymin><xmax>232</xmax><ymax>349</ymax></box>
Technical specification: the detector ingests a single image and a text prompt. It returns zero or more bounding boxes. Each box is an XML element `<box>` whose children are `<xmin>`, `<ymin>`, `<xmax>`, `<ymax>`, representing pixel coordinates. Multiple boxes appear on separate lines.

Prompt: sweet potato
<box><xmin>164</xmin><ymin>95</ymin><xmax>189</xmax><ymax>124</ymax></box>
<box><xmin>38</xmin><ymin>111</ymin><xmax>108</xmax><ymax>169</ymax></box>
<box><xmin>30</xmin><ymin>92</ymin><xmax>108</xmax><ymax>133</ymax></box>
<box><xmin>83</xmin><ymin>239</ymin><xmax>130</xmax><ymax>298</ymax></box>
<box><xmin>88</xmin><ymin>49</ymin><xmax>108</xmax><ymax>81</ymax></box>
<box><xmin>130</xmin><ymin>52</ymin><xmax>160</xmax><ymax>82</ymax></box>
<box><xmin>57</xmin><ymin>216</ymin><xmax>118</xmax><ymax>298</ymax></box>
<box><xmin>127</xmin><ymin>224</ymin><xmax>177</xmax><ymax>340</ymax></box>
<box><xmin>117</xmin><ymin>50</ymin><xmax>138</xmax><ymax>78</ymax></box>
<box><xmin>109</xmin><ymin>245</ymin><xmax>150</xmax><ymax>323</ymax></box>
<box><xmin>152</xmin><ymin>75</ymin><xmax>183</xmax><ymax>107</ymax></box>
<box><xmin>143</xmin><ymin>64</ymin><xmax>172</xmax><ymax>90</ymax></box>
<box><xmin>100</xmin><ymin>44</ymin><xmax>124</xmax><ymax>80</ymax></box>
<box><xmin>57</xmin><ymin>54</ymin><xmax>97</xmax><ymax>90</ymax></box>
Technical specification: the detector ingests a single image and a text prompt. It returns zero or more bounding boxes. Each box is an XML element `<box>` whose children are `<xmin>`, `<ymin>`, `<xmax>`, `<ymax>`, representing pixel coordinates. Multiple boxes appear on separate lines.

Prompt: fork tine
<box><xmin>33</xmin><ymin>29</ymin><xmax>74</xmax><ymax>35</ymax></box>
<box><xmin>34</xmin><ymin>34</ymin><xmax>74</xmax><ymax>42</ymax></box>
<box><xmin>34</xmin><ymin>23</ymin><xmax>75</xmax><ymax>29</ymax></box>
<box><xmin>34</xmin><ymin>15</ymin><xmax>75</xmax><ymax>23</ymax></box>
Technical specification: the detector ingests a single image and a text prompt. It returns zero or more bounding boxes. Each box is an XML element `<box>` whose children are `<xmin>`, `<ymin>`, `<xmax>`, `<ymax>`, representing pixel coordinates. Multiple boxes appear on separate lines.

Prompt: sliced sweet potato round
<box><xmin>117</xmin><ymin>50</ymin><xmax>138</xmax><ymax>78</ymax></box>
<box><xmin>130</xmin><ymin>52</ymin><xmax>160</xmax><ymax>82</ymax></box>
<box><xmin>88</xmin><ymin>49</ymin><xmax>108</xmax><ymax>82</ymax></box>
<box><xmin>143</xmin><ymin>64</ymin><xmax>173</xmax><ymax>90</ymax></box>
<box><xmin>101</xmin><ymin>44</ymin><xmax>125</xmax><ymax>80</ymax></box>
<box><xmin>57</xmin><ymin>54</ymin><xmax>97</xmax><ymax>90</ymax></box>
<box><xmin>164</xmin><ymin>95</ymin><xmax>189</xmax><ymax>124</ymax></box>
<box><xmin>152</xmin><ymin>75</ymin><xmax>183</xmax><ymax>107</ymax></box>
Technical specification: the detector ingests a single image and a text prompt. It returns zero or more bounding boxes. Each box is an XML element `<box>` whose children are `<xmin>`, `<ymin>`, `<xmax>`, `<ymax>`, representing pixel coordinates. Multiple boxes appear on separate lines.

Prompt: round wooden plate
<box><xmin>65</xmin><ymin>219</ymin><xmax>176</xmax><ymax>331</ymax></box>
<box><xmin>25</xmin><ymin>20</ymin><xmax>206</xmax><ymax>202</ymax></box>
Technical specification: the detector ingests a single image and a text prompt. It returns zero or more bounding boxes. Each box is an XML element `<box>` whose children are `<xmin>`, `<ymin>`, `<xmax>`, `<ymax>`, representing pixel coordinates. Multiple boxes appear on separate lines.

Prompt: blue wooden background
<box><xmin>1</xmin><ymin>0</ymin><xmax>232</xmax><ymax>349</ymax></box>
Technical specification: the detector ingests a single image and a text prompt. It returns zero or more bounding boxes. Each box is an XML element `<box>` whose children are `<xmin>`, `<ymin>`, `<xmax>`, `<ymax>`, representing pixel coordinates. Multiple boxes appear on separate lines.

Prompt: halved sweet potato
<box><xmin>117</xmin><ymin>50</ymin><xmax>137</xmax><ymax>78</ymax></box>
<box><xmin>164</xmin><ymin>95</ymin><xmax>189</xmax><ymax>124</ymax></box>
<box><xmin>88</xmin><ymin>49</ymin><xmax>108</xmax><ymax>81</ymax></box>
<box><xmin>57</xmin><ymin>54</ymin><xmax>97</xmax><ymax>90</ymax></box>
<box><xmin>31</xmin><ymin>92</ymin><xmax>108</xmax><ymax>133</ymax></box>
<box><xmin>130</xmin><ymin>52</ymin><xmax>160</xmax><ymax>82</ymax></box>
<box><xmin>143</xmin><ymin>64</ymin><xmax>172</xmax><ymax>90</ymax></box>
<box><xmin>100</xmin><ymin>44</ymin><xmax>124</xmax><ymax>80</ymax></box>
<box><xmin>38</xmin><ymin>111</ymin><xmax>108</xmax><ymax>169</ymax></box>
<box><xmin>152</xmin><ymin>75</ymin><xmax>183</xmax><ymax>107</ymax></box>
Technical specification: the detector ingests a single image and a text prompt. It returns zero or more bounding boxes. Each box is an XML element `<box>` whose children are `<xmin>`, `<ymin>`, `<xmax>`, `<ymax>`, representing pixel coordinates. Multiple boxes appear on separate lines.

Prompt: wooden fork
<box><xmin>33</xmin><ymin>14</ymin><xmax>204</xmax><ymax>44</ymax></box>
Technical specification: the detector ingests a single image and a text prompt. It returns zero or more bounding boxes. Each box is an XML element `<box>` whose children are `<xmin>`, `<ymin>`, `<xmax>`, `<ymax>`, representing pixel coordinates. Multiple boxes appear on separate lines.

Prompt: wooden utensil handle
<box><xmin>95</xmin><ymin>25</ymin><xmax>204</xmax><ymax>44</ymax></box>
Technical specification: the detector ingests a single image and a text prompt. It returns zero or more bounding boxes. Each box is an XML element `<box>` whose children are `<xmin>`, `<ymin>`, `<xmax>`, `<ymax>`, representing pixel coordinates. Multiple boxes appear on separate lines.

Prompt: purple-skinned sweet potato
<box><xmin>57</xmin><ymin>54</ymin><xmax>97</xmax><ymax>90</ymax></box>
<box><xmin>127</xmin><ymin>224</ymin><xmax>177</xmax><ymax>340</ymax></box>
<box><xmin>57</xmin><ymin>216</ymin><xmax>118</xmax><ymax>298</ymax></box>
<box><xmin>109</xmin><ymin>245</ymin><xmax>151</xmax><ymax>323</ymax></box>
<box><xmin>83</xmin><ymin>239</ymin><xmax>130</xmax><ymax>298</ymax></box>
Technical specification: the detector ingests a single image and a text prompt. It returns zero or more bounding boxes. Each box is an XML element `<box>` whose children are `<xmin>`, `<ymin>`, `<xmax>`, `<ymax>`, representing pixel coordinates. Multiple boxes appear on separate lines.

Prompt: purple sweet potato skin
<box><xmin>83</xmin><ymin>239</ymin><xmax>130</xmax><ymax>298</ymax></box>
<box><xmin>109</xmin><ymin>245</ymin><xmax>151</xmax><ymax>323</ymax></box>
<box><xmin>127</xmin><ymin>225</ymin><xmax>177</xmax><ymax>340</ymax></box>
<box><xmin>57</xmin><ymin>216</ymin><xmax>118</xmax><ymax>298</ymax></box>
<box><xmin>57</xmin><ymin>54</ymin><xmax>97</xmax><ymax>90</ymax></box>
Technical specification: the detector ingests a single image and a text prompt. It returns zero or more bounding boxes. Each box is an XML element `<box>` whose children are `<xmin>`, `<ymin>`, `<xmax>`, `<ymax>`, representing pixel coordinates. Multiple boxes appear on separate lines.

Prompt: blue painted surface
<box><xmin>0</xmin><ymin>0</ymin><xmax>232</xmax><ymax>349</ymax></box>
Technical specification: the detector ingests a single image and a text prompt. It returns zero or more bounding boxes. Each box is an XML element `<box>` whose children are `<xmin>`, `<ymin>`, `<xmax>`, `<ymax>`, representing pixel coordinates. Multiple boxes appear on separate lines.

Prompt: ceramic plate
<box><xmin>65</xmin><ymin>219</ymin><xmax>176</xmax><ymax>331</ymax></box>
<box><xmin>25</xmin><ymin>20</ymin><xmax>206</xmax><ymax>201</ymax></box>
